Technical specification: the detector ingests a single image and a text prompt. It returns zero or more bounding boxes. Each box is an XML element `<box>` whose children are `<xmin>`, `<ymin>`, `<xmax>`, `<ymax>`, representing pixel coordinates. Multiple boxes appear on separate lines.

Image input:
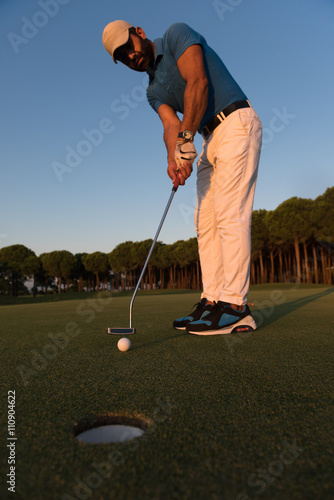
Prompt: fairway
<box><xmin>1</xmin><ymin>285</ymin><xmax>333</xmax><ymax>500</ymax></box>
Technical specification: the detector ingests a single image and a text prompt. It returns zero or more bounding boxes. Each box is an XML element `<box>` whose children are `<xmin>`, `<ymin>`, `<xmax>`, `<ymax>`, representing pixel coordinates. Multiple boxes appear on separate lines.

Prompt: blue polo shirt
<box><xmin>146</xmin><ymin>23</ymin><xmax>247</xmax><ymax>133</ymax></box>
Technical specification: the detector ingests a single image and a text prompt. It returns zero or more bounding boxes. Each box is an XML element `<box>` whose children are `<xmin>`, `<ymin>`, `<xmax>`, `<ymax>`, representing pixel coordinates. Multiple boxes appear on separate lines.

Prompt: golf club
<box><xmin>107</xmin><ymin>176</ymin><xmax>180</xmax><ymax>334</ymax></box>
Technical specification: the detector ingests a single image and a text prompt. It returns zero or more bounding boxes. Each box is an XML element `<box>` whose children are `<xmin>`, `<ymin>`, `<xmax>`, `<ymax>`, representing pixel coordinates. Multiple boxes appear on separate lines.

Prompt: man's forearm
<box><xmin>163</xmin><ymin>79</ymin><xmax>208</xmax><ymax>161</ymax></box>
<box><xmin>180</xmin><ymin>78</ymin><xmax>209</xmax><ymax>135</ymax></box>
<box><xmin>163</xmin><ymin>117</ymin><xmax>182</xmax><ymax>163</ymax></box>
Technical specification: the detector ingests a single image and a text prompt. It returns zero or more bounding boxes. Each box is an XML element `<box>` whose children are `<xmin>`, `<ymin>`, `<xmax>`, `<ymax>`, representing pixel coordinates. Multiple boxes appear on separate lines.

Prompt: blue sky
<box><xmin>1</xmin><ymin>0</ymin><xmax>333</xmax><ymax>256</ymax></box>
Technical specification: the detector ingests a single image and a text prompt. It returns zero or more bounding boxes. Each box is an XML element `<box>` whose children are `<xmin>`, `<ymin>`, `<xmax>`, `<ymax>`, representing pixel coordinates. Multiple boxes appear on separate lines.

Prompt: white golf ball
<box><xmin>117</xmin><ymin>338</ymin><xmax>131</xmax><ymax>352</ymax></box>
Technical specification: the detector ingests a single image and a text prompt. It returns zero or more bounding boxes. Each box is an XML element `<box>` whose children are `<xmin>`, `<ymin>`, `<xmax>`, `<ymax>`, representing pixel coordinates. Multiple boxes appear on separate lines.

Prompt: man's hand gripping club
<box><xmin>168</xmin><ymin>140</ymin><xmax>197</xmax><ymax>186</ymax></box>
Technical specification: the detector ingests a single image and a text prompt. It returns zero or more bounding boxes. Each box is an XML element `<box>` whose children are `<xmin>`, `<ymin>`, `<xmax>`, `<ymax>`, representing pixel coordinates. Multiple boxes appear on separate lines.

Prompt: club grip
<box><xmin>173</xmin><ymin>176</ymin><xmax>180</xmax><ymax>191</ymax></box>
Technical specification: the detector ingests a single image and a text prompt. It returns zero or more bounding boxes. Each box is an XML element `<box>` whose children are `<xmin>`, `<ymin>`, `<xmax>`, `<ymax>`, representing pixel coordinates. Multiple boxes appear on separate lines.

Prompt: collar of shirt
<box><xmin>146</xmin><ymin>37</ymin><xmax>163</xmax><ymax>79</ymax></box>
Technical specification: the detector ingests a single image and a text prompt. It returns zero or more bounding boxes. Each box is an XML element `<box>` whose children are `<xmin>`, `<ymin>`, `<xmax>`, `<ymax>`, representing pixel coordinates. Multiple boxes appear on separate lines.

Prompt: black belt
<box><xmin>201</xmin><ymin>100</ymin><xmax>250</xmax><ymax>139</ymax></box>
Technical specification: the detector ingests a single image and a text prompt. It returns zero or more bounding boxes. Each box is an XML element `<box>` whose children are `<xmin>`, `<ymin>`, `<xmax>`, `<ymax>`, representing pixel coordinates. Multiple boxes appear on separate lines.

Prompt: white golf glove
<box><xmin>174</xmin><ymin>140</ymin><xmax>197</xmax><ymax>169</ymax></box>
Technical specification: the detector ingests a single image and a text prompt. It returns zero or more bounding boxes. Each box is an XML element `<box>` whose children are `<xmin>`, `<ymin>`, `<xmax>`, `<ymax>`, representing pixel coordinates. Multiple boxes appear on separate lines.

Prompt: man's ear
<box><xmin>135</xmin><ymin>26</ymin><xmax>147</xmax><ymax>39</ymax></box>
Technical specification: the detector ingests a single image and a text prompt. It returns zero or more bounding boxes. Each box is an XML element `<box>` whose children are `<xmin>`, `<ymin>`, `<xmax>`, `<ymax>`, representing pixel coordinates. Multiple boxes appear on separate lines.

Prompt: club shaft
<box><xmin>129</xmin><ymin>185</ymin><xmax>178</xmax><ymax>328</ymax></box>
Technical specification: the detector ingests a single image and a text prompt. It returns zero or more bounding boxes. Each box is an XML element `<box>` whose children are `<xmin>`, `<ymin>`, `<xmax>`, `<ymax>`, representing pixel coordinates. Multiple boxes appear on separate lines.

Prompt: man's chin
<box><xmin>136</xmin><ymin>56</ymin><xmax>148</xmax><ymax>71</ymax></box>
<box><xmin>129</xmin><ymin>55</ymin><xmax>153</xmax><ymax>72</ymax></box>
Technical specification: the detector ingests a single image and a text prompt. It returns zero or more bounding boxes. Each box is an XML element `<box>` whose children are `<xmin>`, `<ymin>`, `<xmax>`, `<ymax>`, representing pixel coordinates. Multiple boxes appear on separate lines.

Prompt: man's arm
<box><xmin>157</xmin><ymin>104</ymin><xmax>195</xmax><ymax>185</ymax></box>
<box><xmin>177</xmin><ymin>44</ymin><xmax>209</xmax><ymax>135</ymax></box>
<box><xmin>158</xmin><ymin>44</ymin><xmax>209</xmax><ymax>185</ymax></box>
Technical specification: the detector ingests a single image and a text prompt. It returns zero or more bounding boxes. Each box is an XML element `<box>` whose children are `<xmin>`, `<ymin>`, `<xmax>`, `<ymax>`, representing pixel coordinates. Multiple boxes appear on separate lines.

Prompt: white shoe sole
<box><xmin>187</xmin><ymin>315</ymin><xmax>257</xmax><ymax>336</ymax></box>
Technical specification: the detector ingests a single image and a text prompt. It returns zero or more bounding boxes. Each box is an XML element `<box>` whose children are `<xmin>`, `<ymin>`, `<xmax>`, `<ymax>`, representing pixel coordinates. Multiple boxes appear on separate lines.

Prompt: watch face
<box><xmin>183</xmin><ymin>130</ymin><xmax>193</xmax><ymax>140</ymax></box>
<box><xmin>178</xmin><ymin>130</ymin><xmax>193</xmax><ymax>141</ymax></box>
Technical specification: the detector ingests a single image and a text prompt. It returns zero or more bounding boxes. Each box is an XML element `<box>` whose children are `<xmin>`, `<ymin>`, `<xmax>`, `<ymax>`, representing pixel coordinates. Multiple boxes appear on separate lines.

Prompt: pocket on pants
<box><xmin>238</xmin><ymin>109</ymin><xmax>262</xmax><ymax>136</ymax></box>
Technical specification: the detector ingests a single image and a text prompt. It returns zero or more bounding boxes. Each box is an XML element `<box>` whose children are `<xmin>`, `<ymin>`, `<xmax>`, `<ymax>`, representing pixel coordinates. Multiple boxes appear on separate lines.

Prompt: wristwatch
<box><xmin>178</xmin><ymin>130</ymin><xmax>194</xmax><ymax>142</ymax></box>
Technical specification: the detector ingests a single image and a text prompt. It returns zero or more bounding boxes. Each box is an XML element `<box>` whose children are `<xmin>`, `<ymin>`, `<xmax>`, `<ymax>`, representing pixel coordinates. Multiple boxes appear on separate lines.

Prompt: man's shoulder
<box><xmin>162</xmin><ymin>22</ymin><xmax>203</xmax><ymax>55</ymax></box>
<box><xmin>163</xmin><ymin>22</ymin><xmax>193</xmax><ymax>40</ymax></box>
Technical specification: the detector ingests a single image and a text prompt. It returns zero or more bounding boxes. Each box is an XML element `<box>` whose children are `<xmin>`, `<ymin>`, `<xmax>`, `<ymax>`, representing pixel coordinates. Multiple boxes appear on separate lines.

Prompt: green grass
<box><xmin>1</xmin><ymin>285</ymin><xmax>333</xmax><ymax>500</ymax></box>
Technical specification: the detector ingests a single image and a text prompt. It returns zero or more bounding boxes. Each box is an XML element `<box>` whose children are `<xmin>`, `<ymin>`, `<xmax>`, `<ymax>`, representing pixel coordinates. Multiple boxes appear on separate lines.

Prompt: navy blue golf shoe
<box><xmin>173</xmin><ymin>298</ymin><xmax>215</xmax><ymax>330</ymax></box>
<box><xmin>186</xmin><ymin>301</ymin><xmax>257</xmax><ymax>335</ymax></box>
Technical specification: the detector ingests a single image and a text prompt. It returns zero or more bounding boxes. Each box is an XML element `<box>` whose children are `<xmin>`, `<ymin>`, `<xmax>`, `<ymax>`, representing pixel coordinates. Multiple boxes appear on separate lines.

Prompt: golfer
<box><xmin>102</xmin><ymin>21</ymin><xmax>262</xmax><ymax>335</ymax></box>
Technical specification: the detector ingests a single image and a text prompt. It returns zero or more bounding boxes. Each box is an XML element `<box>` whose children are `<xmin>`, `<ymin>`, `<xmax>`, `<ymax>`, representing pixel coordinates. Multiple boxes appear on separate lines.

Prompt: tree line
<box><xmin>0</xmin><ymin>187</ymin><xmax>333</xmax><ymax>296</ymax></box>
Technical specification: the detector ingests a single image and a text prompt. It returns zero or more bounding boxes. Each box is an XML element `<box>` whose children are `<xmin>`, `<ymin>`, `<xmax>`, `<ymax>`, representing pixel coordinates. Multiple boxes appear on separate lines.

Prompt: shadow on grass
<box><xmin>125</xmin><ymin>287</ymin><xmax>334</xmax><ymax>349</ymax></box>
<box><xmin>253</xmin><ymin>286</ymin><xmax>334</xmax><ymax>329</ymax></box>
<box><xmin>131</xmin><ymin>331</ymin><xmax>187</xmax><ymax>350</ymax></box>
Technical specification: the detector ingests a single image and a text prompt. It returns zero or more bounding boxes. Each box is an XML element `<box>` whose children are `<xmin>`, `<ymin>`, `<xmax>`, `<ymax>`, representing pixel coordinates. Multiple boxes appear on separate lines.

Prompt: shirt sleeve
<box><xmin>164</xmin><ymin>23</ymin><xmax>204</xmax><ymax>62</ymax></box>
<box><xmin>146</xmin><ymin>89</ymin><xmax>163</xmax><ymax>113</ymax></box>
<box><xmin>146</xmin><ymin>23</ymin><xmax>204</xmax><ymax>114</ymax></box>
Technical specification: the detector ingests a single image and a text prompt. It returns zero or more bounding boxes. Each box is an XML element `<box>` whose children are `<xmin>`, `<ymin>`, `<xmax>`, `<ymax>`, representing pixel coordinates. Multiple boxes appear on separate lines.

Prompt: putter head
<box><xmin>106</xmin><ymin>327</ymin><xmax>136</xmax><ymax>335</ymax></box>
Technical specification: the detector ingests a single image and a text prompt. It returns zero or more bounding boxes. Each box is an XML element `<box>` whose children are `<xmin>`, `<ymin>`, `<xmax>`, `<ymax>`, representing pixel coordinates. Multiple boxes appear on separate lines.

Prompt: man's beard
<box><xmin>132</xmin><ymin>38</ymin><xmax>154</xmax><ymax>72</ymax></box>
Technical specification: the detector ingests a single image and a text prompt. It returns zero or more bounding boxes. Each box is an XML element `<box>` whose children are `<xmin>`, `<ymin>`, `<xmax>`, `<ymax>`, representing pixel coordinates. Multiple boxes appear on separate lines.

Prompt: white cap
<box><xmin>102</xmin><ymin>20</ymin><xmax>134</xmax><ymax>63</ymax></box>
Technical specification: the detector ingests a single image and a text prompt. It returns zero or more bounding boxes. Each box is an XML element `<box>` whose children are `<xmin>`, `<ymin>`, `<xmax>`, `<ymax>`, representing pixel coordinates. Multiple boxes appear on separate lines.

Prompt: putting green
<box><xmin>1</xmin><ymin>285</ymin><xmax>333</xmax><ymax>500</ymax></box>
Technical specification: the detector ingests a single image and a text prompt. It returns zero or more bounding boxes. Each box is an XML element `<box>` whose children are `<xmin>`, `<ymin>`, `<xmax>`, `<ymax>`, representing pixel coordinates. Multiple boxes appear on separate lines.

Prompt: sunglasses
<box><xmin>114</xmin><ymin>36</ymin><xmax>135</xmax><ymax>63</ymax></box>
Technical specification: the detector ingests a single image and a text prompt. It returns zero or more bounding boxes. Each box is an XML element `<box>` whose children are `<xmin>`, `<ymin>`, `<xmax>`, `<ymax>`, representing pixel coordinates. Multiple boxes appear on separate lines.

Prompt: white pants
<box><xmin>195</xmin><ymin>107</ymin><xmax>262</xmax><ymax>305</ymax></box>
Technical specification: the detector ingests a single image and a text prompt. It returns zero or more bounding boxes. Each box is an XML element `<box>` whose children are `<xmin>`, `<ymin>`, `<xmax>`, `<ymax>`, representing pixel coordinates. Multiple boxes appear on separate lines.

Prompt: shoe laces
<box><xmin>192</xmin><ymin>301</ymin><xmax>205</xmax><ymax>311</ymax></box>
<box><xmin>192</xmin><ymin>298</ymin><xmax>213</xmax><ymax>311</ymax></box>
<box><xmin>204</xmin><ymin>300</ymin><xmax>229</xmax><ymax>319</ymax></box>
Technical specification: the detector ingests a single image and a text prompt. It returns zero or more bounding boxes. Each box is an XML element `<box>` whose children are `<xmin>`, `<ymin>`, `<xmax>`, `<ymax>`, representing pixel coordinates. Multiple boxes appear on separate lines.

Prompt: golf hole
<box><xmin>73</xmin><ymin>415</ymin><xmax>149</xmax><ymax>444</ymax></box>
